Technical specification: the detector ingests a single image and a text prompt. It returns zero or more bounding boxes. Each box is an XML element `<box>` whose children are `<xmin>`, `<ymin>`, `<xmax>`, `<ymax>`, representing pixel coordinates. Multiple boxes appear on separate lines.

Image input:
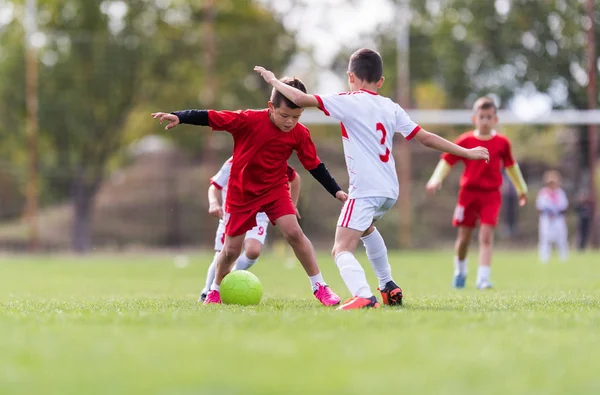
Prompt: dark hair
<box><xmin>271</xmin><ymin>77</ymin><xmax>307</xmax><ymax>109</ymax></box>
<box><xmin>348</xmin><ymin>48</ymin><xmax>383</xmax><ymax>83</ymax></box>
<box><xmin>473</xmin><ymin>96</ymin><xmax>497</xmax><ymax>113</ymax></box>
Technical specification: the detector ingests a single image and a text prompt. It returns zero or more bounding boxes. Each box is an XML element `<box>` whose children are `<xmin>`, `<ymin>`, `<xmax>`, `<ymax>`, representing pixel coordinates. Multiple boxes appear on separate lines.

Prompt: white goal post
<box><xmin>301</xmin><ymin>109</ymin><xmax>600</xmax><ymax>125</ymax></box>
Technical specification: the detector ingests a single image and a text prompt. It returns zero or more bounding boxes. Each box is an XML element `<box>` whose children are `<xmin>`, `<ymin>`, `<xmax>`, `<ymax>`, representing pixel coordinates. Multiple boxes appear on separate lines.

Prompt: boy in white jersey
<box><xmin>200</xmin><ymin>157</ymin><xmax>301</xmax><ymax>301</ymax></box>
<box><xmin>536</xmin><ymin>170</ymin><xmax>569</xmax><ymax>263</ymax></box>
<box><xmin>255</xmin><ymin>48</ymin><xmax>490</xmax><ymax>310</ymax></box>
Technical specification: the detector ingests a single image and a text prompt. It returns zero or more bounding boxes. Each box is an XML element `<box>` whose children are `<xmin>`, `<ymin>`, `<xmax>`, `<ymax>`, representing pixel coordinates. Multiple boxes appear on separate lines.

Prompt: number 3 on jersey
<box><xmin>376</xmin><ymin>123</ymin><xmax>391</xmax><ymax>162</ymax></box>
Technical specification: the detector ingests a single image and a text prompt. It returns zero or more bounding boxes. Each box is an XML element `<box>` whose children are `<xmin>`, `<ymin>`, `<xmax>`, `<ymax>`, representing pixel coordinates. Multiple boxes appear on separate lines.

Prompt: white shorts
<box><xmin>337</xmin><ymin>197</ymin><xmax>396</xmax><ymax>232</ymax></box>
<box><xmin>214</xmin><ymin>212</ymin><xmax>269</xmax><ymax>251</ymax></box>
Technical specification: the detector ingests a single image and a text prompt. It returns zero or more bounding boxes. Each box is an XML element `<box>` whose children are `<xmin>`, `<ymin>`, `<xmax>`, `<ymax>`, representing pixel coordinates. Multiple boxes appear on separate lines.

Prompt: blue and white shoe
<box><xmin>476</xmin><ymin>280</ymin><xmax>493</xmax><ymax>290</ymax></box>
<box><xmin>453</xmin><ymin>273</ymin><xmax>467</xmax><ymax>289</ymax></box>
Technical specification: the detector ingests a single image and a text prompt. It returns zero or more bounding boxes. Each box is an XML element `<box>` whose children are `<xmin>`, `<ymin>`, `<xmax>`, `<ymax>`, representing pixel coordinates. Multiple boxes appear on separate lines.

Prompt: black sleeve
<box><xmin>172</xmin><ymin>110</ymin><xmax>209</xmax><ymax>126</ymax></box>
<box><xmin>308</xmin><ymin>162</ymin><xmax>342</xmax><ymax>198</ymax></box>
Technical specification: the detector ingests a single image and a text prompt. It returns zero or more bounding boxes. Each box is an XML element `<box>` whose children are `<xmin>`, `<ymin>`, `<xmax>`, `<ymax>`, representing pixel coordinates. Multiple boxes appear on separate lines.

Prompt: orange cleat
<box><xmin>336</xmin><ymin>295</ymin><xmax>380</xmax><ymax>310</ymax></box>
<box><xmin>378</xmin><ymin>281</ymin><xmax>403</xmax><ymax>306</ymax></box>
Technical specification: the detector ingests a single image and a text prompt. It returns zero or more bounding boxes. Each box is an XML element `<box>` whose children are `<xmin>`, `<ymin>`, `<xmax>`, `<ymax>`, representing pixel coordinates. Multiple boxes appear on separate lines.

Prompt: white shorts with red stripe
<box><xmin>337</xmin><ymin>197</ymin><xmax>397</xmax><ymax>232</ymax></box>
<box><xmin>214</xmin><ymin>212</ymin><xmax>269</xmax><ymax>251</ymax></box>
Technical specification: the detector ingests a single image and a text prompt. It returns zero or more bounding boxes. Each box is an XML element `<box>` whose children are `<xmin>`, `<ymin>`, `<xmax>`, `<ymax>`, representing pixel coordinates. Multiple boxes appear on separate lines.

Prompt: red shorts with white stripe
<box><xmin>452</xmin><ymin>188</ymin><xmax>502</xmax><ymax>228</ymax></box>
<box><xmin>337</xmin><ymin>197</ymin><xmax>397</xmax><ymax>232</ymax></box>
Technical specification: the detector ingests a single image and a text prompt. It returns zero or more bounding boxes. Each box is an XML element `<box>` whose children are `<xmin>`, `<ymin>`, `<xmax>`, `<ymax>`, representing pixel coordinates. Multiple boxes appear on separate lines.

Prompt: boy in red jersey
<box><xmin>151</xmin><ymin>78</ymin><xmax>345</xmax><ymax>306</ymax></box>
<box><xmin>426</xmin><ymin>97</ymin><xmax>528</xmax><ymax>289</ymax></box>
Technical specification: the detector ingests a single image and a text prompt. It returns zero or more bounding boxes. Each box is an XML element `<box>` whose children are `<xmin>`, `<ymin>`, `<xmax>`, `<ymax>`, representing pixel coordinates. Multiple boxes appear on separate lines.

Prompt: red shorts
<box><xmin>225</xmin><ymin>196</ymin><xmax>296</xmax><ymax>237</ymax></box>
<box><xmin>452</xmin><ymin>188</ymin><xmax>502</xmax><ymax>228</ymax></box>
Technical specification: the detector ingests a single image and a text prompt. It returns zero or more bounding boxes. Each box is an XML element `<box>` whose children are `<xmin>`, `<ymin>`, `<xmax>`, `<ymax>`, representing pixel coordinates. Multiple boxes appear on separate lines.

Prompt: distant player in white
<box><xmin>536</xmin><ymin>170</ymin><xmax>569</xmax><ymax>263</ymax></box>
<box><xmin>255</xmin><ymin>48</ymin><xmax>489</xmax><ymax>309</ymax></box>
<box><xmin>200</xmin><ymin>157</ymin><xmax>301</xmax><ymax>301</ymax></box>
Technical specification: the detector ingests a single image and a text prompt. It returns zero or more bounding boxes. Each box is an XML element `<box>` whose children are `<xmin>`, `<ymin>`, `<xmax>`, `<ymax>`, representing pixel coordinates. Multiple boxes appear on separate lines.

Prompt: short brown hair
<box><xmin>472</xmin><ymin>96</ymin><xmax>497</xmax><ymax>113</ymax></box>
<box><xmin>348</xmin><ymin>48</ymin><xmax>383</xmax><ymax>83</ymax></box>
<box><xmin>270</xmin><ymin>77</ymin><xmax>307</xmax><ymax>109</ymax></box>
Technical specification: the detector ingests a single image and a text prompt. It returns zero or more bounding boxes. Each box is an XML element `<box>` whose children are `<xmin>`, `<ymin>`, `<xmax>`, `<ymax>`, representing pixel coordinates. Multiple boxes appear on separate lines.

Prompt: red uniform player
<box><xmin>152</xmin><ymin>77</ymin><xmax>345</xmax><ymax>306</ymax></box>
<box><xmin>426</xmin><ymin>97</ymin><xmax>528</xmax><ymax>289</ymax></box>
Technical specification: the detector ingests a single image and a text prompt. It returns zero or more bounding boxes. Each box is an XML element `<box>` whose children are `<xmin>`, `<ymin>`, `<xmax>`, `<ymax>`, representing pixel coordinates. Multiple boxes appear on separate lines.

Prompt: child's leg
<box><xmin>538</xmin><ymin>219</ymin><xmax>551</xmax><ymax>263</ymax></box>
<box><xmin>557</xmin><ymin>220</ymin><xmax>569</xmax><ymax>261</ymax></box>
<box><xmin>201</xmin><ymin>251</ymin><xmax>220</xmax><ymax>296</ymax></box>
<box><xmin>333</xmin><ymin>226</ymin><xmax>371</xmax><ymax>298</ymax></box>
<box><xmin>477</xmin><ymin>225</ymin><xmax>494</xmax><ymax>286</ymax></box>
<box><xmin>235</xmin><ymin>238</ymin><xmax>262</xmax><ymax>270</ymax></box>
<box><xmin>361</xmin><ymin>226</ymin><xmax>392</xmax><ymax>288</ymax></box>
<box><xmin>455</xmin><ymin>226</ymin><xmax>474</xmax><ymax>276</ymax></box>
<box><xmin>212</xmin><ymin>234</ymin><xmax>245</xmax><ymax>290</ymax></box>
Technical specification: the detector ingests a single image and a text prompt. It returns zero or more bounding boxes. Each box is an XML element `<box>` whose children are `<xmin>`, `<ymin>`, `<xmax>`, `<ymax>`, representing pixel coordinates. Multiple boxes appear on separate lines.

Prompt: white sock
<box><xmin>454</xmin><ymin>256</ymin><xmax>468</xmax><ymax>276</ymax></box>
<box><xmin>361</xmin><ymin>228</ymin><xmax>393</xmax><ymax>289</ymax></box>
<box><xmin>334</xmin><ymin>251</ymin><xmax>373</xmax><ymax>298</ymax></box>
<box><xmin>210</xmin><ymin>282</ymin><xmax>220</xmax><ymax>292</ymax></box>
<box><xmin>309</xmin><ymin>273</ymin><xmax>326</xmax><ymax>292</ymax></box>
<box><xmin>202</xmin><ymin>251</ymin><xmax>219</xmax><ymax>294</ymax></box>
<box><xmin>234</xmin><ymin>252</ymin><xmax>258</xmax><ymax>271</ymax></box>
<box><xmin>477</xmin><ymin>266</ymin><xmax>491</xmax><ymax>283</ymax></box>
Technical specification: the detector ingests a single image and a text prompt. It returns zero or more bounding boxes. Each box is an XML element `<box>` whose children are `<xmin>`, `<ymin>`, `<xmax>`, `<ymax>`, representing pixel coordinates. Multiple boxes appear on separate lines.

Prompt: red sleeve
<box><xmin>501</xmin><ymin>137</ymin><xmax>516</xmax><ymax>167</ymax></box>
<box><xmin>441</xmin><ymin>134</ymin><xmax>467</xmax><ymax>165</ymax></box>
<box><xmin>208</xmin><ymin>110</ymin><xmax>247</xmax><ymax>134</ymax></box>
<box><xmin>295</xmin><ymin>128</ymin><xmax>321</xmax><ymax>171</ymax></box>
<box><xmin>286</xmin><ymin>165</ymin><xmax>297</xmax><ymax>182</ymax></box>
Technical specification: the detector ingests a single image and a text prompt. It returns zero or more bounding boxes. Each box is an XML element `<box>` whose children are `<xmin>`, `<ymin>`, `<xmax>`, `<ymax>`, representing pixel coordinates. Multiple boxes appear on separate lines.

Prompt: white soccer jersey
<box><xmin>315</xmin><ymin>90</ymin><xmax>421</xmax><ymax>199</ymax></box>
<box><xmin>536</xmin><ymin>187</ymin><xmax>568</xmax><ymax>217</ymax></box>
<box><xmin>210</xmin><ymin>157</ymin><xmax>233</xmax><ymax>207</ymax></box>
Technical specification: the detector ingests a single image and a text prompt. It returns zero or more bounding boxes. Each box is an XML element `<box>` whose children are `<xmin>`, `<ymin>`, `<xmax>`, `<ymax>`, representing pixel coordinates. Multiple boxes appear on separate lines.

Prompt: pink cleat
<box><xmin>203</xmin><ymin>290</ymin><xmax>222</xmax><ymax>305</ymax></box>
<box><xmin>314</xmin><ymin>283</ymin><xmax>341</xmax><ymax>306</ymax></box>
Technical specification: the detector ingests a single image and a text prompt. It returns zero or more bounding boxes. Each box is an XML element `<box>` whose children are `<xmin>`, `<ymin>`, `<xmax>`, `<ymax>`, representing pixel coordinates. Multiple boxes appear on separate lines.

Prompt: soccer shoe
<box><xmin>476</xmin><ymin>280</ymin><xmax>493</xmax><ymax>290</ymax></box>
<box><xmin>378</xmin><ymin>280</ymin><xmax>403</xmax><ymax>306</ymax></box>
<box><xmin>199</xmin><ymin>292</ymin><xmax>207</xmax><ymax>302</ymax></box>
<box><xmin>203</xmin><ymin>290</ymin><xmax>222</xmax><ymax>305</ymax></box>
<box><xmin>336</xmin><ymin>296</ymin><xmax>380</xmax><ymax>310</ymax></box>
<box><xmin>314</xmin><ymin>283</ymin><xmax>341</xmax><ymax>306</ymax></box>
<box><xmin>453</xmin><ymin>273</ymin><xmax>467</xmax><ymax>289</ymax></box>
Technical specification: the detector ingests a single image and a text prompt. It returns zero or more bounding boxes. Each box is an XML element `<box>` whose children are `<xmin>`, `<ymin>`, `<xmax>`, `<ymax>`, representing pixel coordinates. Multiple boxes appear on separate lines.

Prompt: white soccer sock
<box><xmin>202</xmin><ymin>251</ymin><xmax>220</xmax><ymax>294</ymax></box>
<box><xmin>234</xmin><ymin>252</ymin><xmax>258</xmax><ymax>271</ymax></box>
<box><xmin>309</xmin><ymin>273</ymin><xmax>326</xmax><ymax>292</ymax></box>
<box><xmin>454</xmin><ymin>256</ymin><xmax>468</xmax><ymax>276</ymax></box>
<box><xmin>210</xmin><ymin>282</ymin><xmax>220</xmax><ymax>292</ymax></box>
<box><xmin>334</xmin><ymin>251</ymin><xmax>373</xmax><ymax>298</ymax></box>
<box><xmin>476</xmin><ymin>266</ymin><xmax>491</xmax><ymax>283</ymax></box>
<box><xmin>361</xmin><ymin>228</ymin><xmax>393</xmax><ymax>289</ymax></box>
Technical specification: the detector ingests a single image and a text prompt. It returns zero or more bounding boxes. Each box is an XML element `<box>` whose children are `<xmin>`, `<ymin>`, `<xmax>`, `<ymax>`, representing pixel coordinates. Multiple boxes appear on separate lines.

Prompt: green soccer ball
<box><xmin>220</xmin><ymin>270</ymin><xmax>263</xmax><ymax>306</ymax></box>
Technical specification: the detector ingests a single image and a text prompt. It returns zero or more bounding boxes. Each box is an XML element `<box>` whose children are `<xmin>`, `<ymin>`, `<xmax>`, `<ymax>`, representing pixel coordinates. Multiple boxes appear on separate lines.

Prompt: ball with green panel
<box><xmin>220</xmin><ymin>270</ymin><xmax>263</xmax><ymax>305</ymax></box>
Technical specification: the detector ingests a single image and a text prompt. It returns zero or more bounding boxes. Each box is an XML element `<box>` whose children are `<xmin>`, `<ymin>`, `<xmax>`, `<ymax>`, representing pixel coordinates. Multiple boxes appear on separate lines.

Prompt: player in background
<box><xmin>536</xmin><ymin>170</ymin><xmax>569</xmax><ymax>263</ymax></box>
<box><xmin>152</xmin><ymin>77</ymin><xmax>345</xmax><ymax>306</ymax></box>
<box><xmin>199</xmin><ymin>158</ymin><xmax>301</xmax><ymax>301</ymax></box>
<box><xmin>426</xmin><ymin>97</ymin><xmax>528</xmax><ymax>289</ymax></box>
<box><xmin>254</xmin><ymin>48</ymin><xmax>489</xmax><ymax>310</ymax></box>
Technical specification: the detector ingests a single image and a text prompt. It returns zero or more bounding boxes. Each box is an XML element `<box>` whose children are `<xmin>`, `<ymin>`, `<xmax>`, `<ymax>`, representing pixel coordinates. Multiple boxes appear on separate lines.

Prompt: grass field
<box><xmin>1</xmin><ymin>250</ymin><xmax>599</xmax><ymax>395</ymax></box>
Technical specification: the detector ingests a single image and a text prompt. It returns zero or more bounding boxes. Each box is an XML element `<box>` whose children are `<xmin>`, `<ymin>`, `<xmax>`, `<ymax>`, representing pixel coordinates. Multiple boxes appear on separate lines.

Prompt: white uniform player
<box><xmin>254</xmin><ymin>48</ymin><xmax>489</xmax><ymax>309</ymax></box>
<box><xmin>315</xmin><ymin>91</ymin><xmax>421</xmax><ymax>231</ymax></box>
<box><xmin>536</xmin><ymin>173</ymin><xmax>569</xmax><ymax>263</ymax></box>
<box><xmin>210</xmin><ymin>157</ymin><xmax>270</xmax><ymax>251</ymax></box>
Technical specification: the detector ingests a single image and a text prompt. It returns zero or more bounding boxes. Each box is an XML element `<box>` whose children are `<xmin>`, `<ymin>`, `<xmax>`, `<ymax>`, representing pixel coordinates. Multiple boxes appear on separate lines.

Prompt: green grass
<box><xmin>1</xmin><ymin>250</ymin><xmax>599</xmax><ymax>395</ymax></box>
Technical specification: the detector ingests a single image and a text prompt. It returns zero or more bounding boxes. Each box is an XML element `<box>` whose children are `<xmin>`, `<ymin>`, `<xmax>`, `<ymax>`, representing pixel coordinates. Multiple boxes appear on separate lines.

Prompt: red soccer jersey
<box><xmin>207</xmin><ymin>109</ymin><xmax>320</xmax><ymax>213</ymax></box>
<box><xmin>441</xmin><ymin>131</ymin><xmax>515</xmax><ymax>191</ymax></box>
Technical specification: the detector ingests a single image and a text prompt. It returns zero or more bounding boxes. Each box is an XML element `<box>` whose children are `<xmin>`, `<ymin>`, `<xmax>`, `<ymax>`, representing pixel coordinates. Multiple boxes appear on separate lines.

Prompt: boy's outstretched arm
<box><xmin>414</xmin><ymin>129</ymin><xmax>489</xmax><ymax>161</ymax></box>
<box><xmin>254</xmin><ymin>66</ymin><xmax>319</xmax><ymax>108</ymax></box>
<box><xmin>151</xmin><ymin>110</ymin><xmax>209</xmax><ymax>130</ymax></box>
<box><xmin>505</xmin><ymin>164</ymin><xmax>528</xmax><ymax>206</ymax></box>
<box><xmin>426</xmin><ymin>159</ymin><xmax>453</xmax><ymax>194</ymax></box>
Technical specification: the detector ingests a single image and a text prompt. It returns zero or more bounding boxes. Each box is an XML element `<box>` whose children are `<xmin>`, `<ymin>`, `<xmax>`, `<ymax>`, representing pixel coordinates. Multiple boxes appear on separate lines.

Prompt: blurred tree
<box><xmin>0</xmin><ymin>0</ymin><xmax>296</xmax><ymax>252</ymax></box>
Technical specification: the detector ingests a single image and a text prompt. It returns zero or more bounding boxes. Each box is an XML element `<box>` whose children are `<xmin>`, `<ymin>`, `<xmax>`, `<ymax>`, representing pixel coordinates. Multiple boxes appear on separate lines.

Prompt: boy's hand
<box><xmin>253</xmin><ymin>66</ymin><xmax>277</xmax><ymax>84</ymax></box>
<box><xmin>519</xmin><ymin>194</ymin><xmax>527</xmax><ymax>207</ymax></box>
<box><xmin>208</xmin><ymin>202</ymin><xmax>223</xmax><ymax>219</ymax></box>
<box><xmin>425</xmin><ymin>181</ymin><xmax>440</xmax><ymax>196</ymax></box>
<box><xmin>466</xmin><ymin>146</ymin><xmax>489</xmax><ymax>162</ymax></box>
<box><xmin>151</xmin><ymin>112</ymin><xmax>180</xmax><ymax>130</ymax></box>
<box><xmin>335</xmin><ymin>190</ymin><xmax>348</xmax><ymax>203</ymax></box>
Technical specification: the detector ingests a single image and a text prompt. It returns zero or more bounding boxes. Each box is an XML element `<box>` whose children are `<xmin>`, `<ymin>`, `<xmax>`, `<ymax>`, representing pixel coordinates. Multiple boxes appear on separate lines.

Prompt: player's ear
<box><xmin>376</xmin><ymin>76</ymin><xmax>385</xmax><ymax>88</ymax></box>
<box><xmin>268</xmin><ymin>101</ymin><xmax>275</xmax><ymax>111</ymax></box>
<box><xmin>347</xmin><ymin>71</ymin><xmax>354</xmax><ymax>84</ymax></box>
<box><xmin>471</xmin><ymin>114</ymin><xmax>477</xmax><ymax>124</ymax></box>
